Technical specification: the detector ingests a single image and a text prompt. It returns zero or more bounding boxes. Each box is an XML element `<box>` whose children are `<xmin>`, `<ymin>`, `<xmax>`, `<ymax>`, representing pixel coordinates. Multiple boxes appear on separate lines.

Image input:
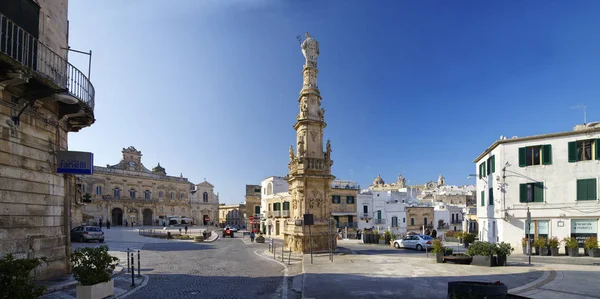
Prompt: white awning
<box><xmin>331</xmin><ymin>212</ymin><xmax>357</xmax><ymax>216</ymax></box>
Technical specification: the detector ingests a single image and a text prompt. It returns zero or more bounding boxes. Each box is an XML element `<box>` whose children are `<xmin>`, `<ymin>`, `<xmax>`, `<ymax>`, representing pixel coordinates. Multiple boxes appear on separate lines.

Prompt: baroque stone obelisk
<box><xmin>284</xmin><ymin>32</ymin><xmax>337</xmax><ymax>253</ymax></box>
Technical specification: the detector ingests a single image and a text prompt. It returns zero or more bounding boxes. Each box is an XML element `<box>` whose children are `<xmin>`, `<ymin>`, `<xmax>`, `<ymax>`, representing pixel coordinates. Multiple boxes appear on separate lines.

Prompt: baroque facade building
<box><xmin>74</xmin><ymin>146</ymin><xmax>219</xmax><ymax>226</ymax></box>
<box><xmin>284</xmin><ymin>33</ymin><xmax>337</xmax><ymax>253</ymax></box>
<box><xmin>244</xmin><ymin>184</ymin><xmax>261</xmax><ymax>231</ymax></box>
<box><xmin>0</xmin><ymin>0</ymin><xmax>95</xmax><ymax>279</ymax></box>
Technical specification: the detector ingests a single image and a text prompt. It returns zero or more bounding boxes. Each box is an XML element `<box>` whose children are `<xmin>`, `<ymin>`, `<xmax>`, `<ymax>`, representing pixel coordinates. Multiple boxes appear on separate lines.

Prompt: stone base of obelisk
<box><xmin>283</xmin><ymin>224</ymin><xmax>337</xmax><ymax>254</ymax></box>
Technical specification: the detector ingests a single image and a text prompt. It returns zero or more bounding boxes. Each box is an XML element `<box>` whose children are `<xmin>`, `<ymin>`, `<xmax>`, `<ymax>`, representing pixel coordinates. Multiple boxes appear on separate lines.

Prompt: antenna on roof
<box><xmin>296</xmin><ymin>35</ymin><xmax>302</xmax><ymax>45</ymax></box>
<box><xmin>570</xmin><ymin>104</ymin><xmax>587</xmax><ymax>124</ymax></box>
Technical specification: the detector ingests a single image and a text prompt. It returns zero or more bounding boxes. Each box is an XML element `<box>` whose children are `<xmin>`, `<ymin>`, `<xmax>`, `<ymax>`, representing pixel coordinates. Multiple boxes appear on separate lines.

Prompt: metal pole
<box><xmin>281</xmin><ymin>243</ymin><xmax>284</xmax><ymax>262</ymax></box>
<box><xmin>88</xmin><ymin>50</ymin><xmax>92</xmax><ymax>80</ymax></box>
<box><xmin>130</xmin><ymin>255</ymin><xmax>135</xmax><ymax>287</ymax></box>
<box><xmin>273</xmin><ymin>244</ymin><xmax>276</xmax><ymax>259</ymax></box>
<box><xmin>137</xmin><ymin>250</ymin><xmax>141</xmax><ymax>277</ymax></box>
<box><xmin>288</xmin><ymin>249</ymin><xmax>292</xmax><ymax>265</ymax></box>
<box><xmin>126</xmin><ymin>249</ymin><xmax>130</xmax><ymax>273</ymax></box>
<box><xmin>309</xmin><ymin>225</ymin><xmax>313</xmax><ymax>264</ymax></box>
<box><xmin>527</xmin><ymin>207</ymin><xmax>532</xmax><ymax>265</ymax></box>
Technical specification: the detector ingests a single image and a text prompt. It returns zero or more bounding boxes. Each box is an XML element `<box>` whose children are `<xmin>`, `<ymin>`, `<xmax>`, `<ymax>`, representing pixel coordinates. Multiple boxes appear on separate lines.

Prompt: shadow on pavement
<box><xmin>141</xmin><ymin>242</ymin><xmax>215</xmax><ymax>251</ymax></box>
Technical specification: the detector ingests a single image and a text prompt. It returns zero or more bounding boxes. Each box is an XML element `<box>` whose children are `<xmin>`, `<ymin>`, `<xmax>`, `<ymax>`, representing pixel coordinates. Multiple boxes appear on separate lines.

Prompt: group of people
<box><xmin>98</xmin><ymin>219</ymin><xmax>111</xmax><ymax>229</ymax></box>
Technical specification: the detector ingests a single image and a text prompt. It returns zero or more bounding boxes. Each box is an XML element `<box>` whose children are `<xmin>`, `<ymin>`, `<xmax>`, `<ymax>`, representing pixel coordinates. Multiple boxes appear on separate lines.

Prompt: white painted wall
<box><xmin>476</xmin><ymin>128</ymin><xmax>600</xmax><ymax>252</ymax></box>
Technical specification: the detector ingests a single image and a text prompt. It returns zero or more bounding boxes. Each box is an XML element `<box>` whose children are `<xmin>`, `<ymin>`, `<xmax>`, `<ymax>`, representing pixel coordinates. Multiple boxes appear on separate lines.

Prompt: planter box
<box><xmin>539</xmin><ymin>247</ymin><xmax>550</xmax><ymax>256</ymax></box>
<box><xmin>568</xmin><ymin>247</ymin><xmax>579</xmax><ymax>257</ymax></box>
<box><xmin>436</xmin><ymin>251</ymin><xmax>444</xmax><ymax>263</ymax></box>
<box><xmin>496</xmin><ymin>255</ymin><xmax>507</xmax><ymax>266</ymax></box>
<box><xmin>550</xmin><ymin>247</ymin><xmax>560</xmax><ymax>256</ymax></box>
<box><xmin>471</xmin><ymin>255</ymin><xmax>495</xmax><ymax>267</ymax></box>
<box><xmin>76</xmin><ymin>280</ymin><xmax>114</xmax><ymax>299</ymax></box>
<box><xmin>590</xmin><ymin>248</ymin><xmax>600</xmax><ymax>257</ymax></box>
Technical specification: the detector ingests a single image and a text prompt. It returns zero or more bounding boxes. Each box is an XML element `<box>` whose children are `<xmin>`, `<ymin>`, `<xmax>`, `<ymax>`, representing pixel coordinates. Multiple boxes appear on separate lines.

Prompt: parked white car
<box><xmin>393</xmin><ymin>234</ymin><xmax>434</xmax><ymax>251</ymax></box>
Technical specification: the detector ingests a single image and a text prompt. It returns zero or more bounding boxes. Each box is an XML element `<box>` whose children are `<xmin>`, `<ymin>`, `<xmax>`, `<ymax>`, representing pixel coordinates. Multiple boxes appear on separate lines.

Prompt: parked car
<box><xmin>228</xmin><ymin>226</ymin><xmax>239</xmax><ymax>232</ymax></box>
<box><xmin>70</xmin><ymin>226</ymin><xmax>104</xmax><ymax>243</ymax></box>
<box><xmin>393</xmin><ymin>234</ymin><xmax>434</xmax><ymax>251</ymax></box>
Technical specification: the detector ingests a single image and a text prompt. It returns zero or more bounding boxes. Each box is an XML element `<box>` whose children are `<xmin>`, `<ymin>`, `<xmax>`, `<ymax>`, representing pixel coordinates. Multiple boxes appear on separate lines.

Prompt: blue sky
<box><xmin>67</xmin><ymin>0</ymin><xmax>600</xmax><ymax>204</ymax></box>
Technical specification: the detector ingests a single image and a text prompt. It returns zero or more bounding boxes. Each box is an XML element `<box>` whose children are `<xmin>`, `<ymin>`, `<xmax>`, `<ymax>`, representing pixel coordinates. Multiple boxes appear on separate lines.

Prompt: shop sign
<box><xmin>571</xmin><ymin>219</ymin><xmax>598</xmax><ymax>247</ymax></box>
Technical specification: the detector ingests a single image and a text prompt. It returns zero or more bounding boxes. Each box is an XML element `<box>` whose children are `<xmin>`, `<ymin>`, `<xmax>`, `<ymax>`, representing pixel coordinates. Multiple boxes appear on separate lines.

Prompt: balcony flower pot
<box><xmin>568</xmin><ymin>247</ymin><xmax>579</xmax><ymax>257</ymax></box>
<box><xmin>76</xmin><ymin>280</ymin><xmax>114</xmax><ymax>299</ymax></box>
<box><xmin>539</xmin><ymin>247</ymin><xmax>550</xmax><ymax>256</ymax></box>
<box><xmin>431</xmin><ymin>239</ymin><xmax>445</xmax><ymax>263</ymax></box>
<box><xmin>550</xmin><ymin>247</ymin><xmax>560</xmax><ymax>256</ymax></box>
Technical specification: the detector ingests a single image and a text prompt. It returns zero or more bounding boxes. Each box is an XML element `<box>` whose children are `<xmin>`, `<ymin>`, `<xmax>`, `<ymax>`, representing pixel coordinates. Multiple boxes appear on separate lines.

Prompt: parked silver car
<box><xmin>70</xmin><ymin>226</ymin><xmax>105</xmax><ymax>243</ymax></box>
<box><xmin>393</xmin><ymin>234</ymin><xmax>434</xmax><ymax>251</ymax></box>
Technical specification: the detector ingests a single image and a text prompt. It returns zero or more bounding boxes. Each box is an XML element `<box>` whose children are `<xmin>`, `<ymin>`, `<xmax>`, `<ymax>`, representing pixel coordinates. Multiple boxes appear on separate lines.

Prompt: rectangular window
<box><xmin>481</xmin><ymin>191</ymin><xmax>485</xmax><ymax>206</ymax></box>
<box><xmin>363</xmin><ymin>205</ymin><xmax>368</xmax><ymax>214</ymax></box>
<box><xmin>519</xmin><ymin>145</ymin><xmax>552</xmax><ymax>167</ymax></box>
<box><xmin>410</xmin><ymin>218</ymin><xmax>414</xmax><ymax>225</ymax></box>
<box><xmin>82</xmin><ymin>184</ymin><xmax>86</xmax><ymax>193</ymax></box>
<box><xmin>392</xmin><ymin>216</ymin><xmax>398</xmax><ymax>227</ymax></box>
<box><xmin>332</xmin><ymin>195</ymin><xmax>341</xmax><ymax>204</ymax></box>
<box><xmin>114</xmin><ymin>189</ymin><xmax>120</xmax><ymax>199</ymax></box>
<box><xmin>180</xmin><ymin>193</ymin><xmax>185</xmax><ymax>199</ymax></box>
<box><xmin>403</xmin><ymin>217</ymin><xmax>405</xmax><ymax>223</ymax></box>
<box><xmin>254</xmin><ymin>206</ymin><xmax>260</xmax><ymax>214</ymax></box>
<box><xmin>283</xmin><ymin>202</ymin><xmax>290</xmax><ymax>210</ymax></box>
<box><xmin>577</xmin><ymin>179</ymin><xmax>597</xmax><ymax>201</ymax></box>
<box><xmin>489</xmin><ymin>188</ymin><xmax>494</xmax><ymax>205</ymax></box>
<box><xmin>377</xmin><ymin>210</ymin><xmax>382</xmax><ymax>219</ymax></box>
<box><xmin>519</xmin><ymin>182</ymin><xmax>544</xmax><ymax>203</ymax></box>
<box><xmin>144</xmin><ymin>192</ymin><xmax>150</xmax><ymax>200</ymax></box>
<box><xmin>346</xmin><ymin>196</ymin><xmax>355</xmax><ymax>204</ymax></box>
<box><xmin>569</xmin><ymin>139</ymin><xmax>600</xmax><ymax>162</ymax></box>
<box><xmin>424</xmin><ymin>217</ymin><xmax>428</xmax><ymax>227</ymax></box>
<box><xmin>96</xmin><ymin>186</ymin><xmax>102</xmax><ymax>195</ymax></box>
<box><xmin>487</xmin><ymin>155</ymin><xmax>496</xmax><ymax>174</ymax></box>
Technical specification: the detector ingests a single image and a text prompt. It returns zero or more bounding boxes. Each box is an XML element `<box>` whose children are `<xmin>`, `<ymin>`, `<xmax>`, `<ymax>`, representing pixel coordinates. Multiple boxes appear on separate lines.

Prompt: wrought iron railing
<box><xmin>281</xmin><ymin>210</ymin><xmax>290</xmax><ymax>217</ymax></box>
<box><xmin>273</xmin><ymin>210</ymin><xmax>281</xmax><ymax>217</ymax></box>
<box><xmin>0</xmin><ymin>13</ymin><xmax>95</xmax><ymax>111</ymax></box>
<box><xmin>374</xmin><ymin>219</ymin><xmax>386</xmax><ymax>224</ymax></box>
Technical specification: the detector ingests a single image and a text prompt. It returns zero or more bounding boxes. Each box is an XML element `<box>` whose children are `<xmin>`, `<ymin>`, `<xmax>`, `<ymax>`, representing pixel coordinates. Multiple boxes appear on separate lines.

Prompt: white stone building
<box><xmin>474</xmin><ymin>123</ymin><xmax>600</xmax><ymax>253</ymax></box>
<box><xmin>260</xmin><ymin>176</ymin><xmax>290</xmax><ymax>236</ymax></box>
<box><xmin>356</xmin><ymin>187</ymin><xmax>421</xmax><ymax>235</ymax></box>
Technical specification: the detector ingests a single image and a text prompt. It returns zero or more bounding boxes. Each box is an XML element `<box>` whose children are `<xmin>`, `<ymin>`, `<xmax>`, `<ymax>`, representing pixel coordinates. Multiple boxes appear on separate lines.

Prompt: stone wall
<box><xmin>0</xmin><ymin>93</ymin><xmax>70</xmax><ymax>279</ymax></box>
<box><xmin>35</xmin><ymin>0</ymin><xmax>69</xmax><ymax>57</ymax></box>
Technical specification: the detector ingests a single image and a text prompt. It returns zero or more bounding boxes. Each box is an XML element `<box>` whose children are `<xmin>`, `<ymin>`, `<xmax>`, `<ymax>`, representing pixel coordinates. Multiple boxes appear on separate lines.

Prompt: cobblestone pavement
<box><xmin>126</xmin><ymin>233</ymin><xmax>293</xmax><ymax>299</ymax></box>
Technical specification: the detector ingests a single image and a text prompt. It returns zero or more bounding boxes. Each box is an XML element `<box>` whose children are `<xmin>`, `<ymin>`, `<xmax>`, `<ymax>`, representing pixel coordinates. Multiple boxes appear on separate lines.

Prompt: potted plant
<box><xmin>521</xmin><ymin>237</ymin><xmax>529</xmax><ymax>255</ymax></box>
<box><xmin>534</xmin><ymin>237</ymin><xmax>548</xmax><ymax>256</ymax></box>
<box><xmin>71</xmin><ymin>245</ymin><xmax>119</xmax><ymax>299</ymax></box>
<box><xmin>466</xmin><ymin>241</ymin><xmax>496</xmax><ymax>267</ymax></box>
<box><xmin>444</xmin><ymin>247</ymin><xmax>454</xmax><ymax>256</ymax></box>
<box><xmin>584</xmin><ymin>236</ymin><xmax>599</xmax><ymax>257</ymax></box>
<box><xmin>463</xmin><ymin>233</ymin><xmax>475</xmax><ymax>248</ymax></box>
<box><xmin>256</xmin><ymin>234</ymin><xmax>265</xmax><ymax>243</ymax></box>
<box><xmin>548</xmin><ymin>237</ymin><xmax>560</xmax><ymax>256</ymax></box>
<box><xmin>563</xmin><ymin>237</ymin><xmax>579</xmax><ymax>257</ymax></box>
<box><xmin>432</xmin><ymin>239</ymin><xmax>445</xmax><ymax>263</ymax></box>
<box><xmin>384</xmin><ymin>230</ymin><xmax>392</xmax><ymax>245</ymax></box>
<box><xmin>494</xmin><ymin>242</ymin><xmax>514</xmax><ymax>266</ymax></box>
<box><xmin>0</xmin><ymin>254</ymin><xmax>46</xmax><ymax>299</ymax></box>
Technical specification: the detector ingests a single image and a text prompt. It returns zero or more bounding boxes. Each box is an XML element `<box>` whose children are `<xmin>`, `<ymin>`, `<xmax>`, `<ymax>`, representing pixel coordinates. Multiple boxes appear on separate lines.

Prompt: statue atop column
<box><xmin>301</xmin><ymin>32</ymin><xmax>319</xmax><ymax>67</ymax></box>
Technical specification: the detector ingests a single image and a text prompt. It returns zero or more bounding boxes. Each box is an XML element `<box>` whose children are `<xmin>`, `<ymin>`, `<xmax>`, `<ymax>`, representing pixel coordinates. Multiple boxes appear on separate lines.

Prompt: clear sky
<box><xmin>67</xmin><ymin>0</ymin><xmax>600</xmax><ymax>204</ymax></box>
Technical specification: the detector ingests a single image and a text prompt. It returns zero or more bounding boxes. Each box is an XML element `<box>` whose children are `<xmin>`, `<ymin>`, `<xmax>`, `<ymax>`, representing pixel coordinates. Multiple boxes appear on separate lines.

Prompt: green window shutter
<box><xmin>577</xmin><ymin>179</ymin><xmax>586</xmax><ymax>200</ymax></box>
<box><xmin>519</xmin><ymin>184</ymin><xmax>528</xmax><ymax>203</ymax></box>
<box><xmin>595</xmin><ymin>139</ymin><xmax>600</xmax><ymax>160</ymax></box>
<box><xmin>489</xmin><ymin>188</ymin><xmax>494</xmax><ymax>205</ymax></box>
<box><xmin>519</xmin><ymin>147</ymin><xmax>527</xmax><ymax>167</ymax></box>
<box><xmin>568</xmin><ymin>141</ymin><xmax>577</xmax><ymax>163</ymax></box>
<box><xmin>588</xmin><ymin>179</ymin><xmax>597</xmax><ymax>200</ymax></box>
<box><xmin>491</xmin><ymin>155</ymin><xmax>496</xmax><ymax>173</ymax></box>
<box><xmin>479</xmin><ymin>163</ymin><xmax>482</xmax><ymax>179</ymax></box>
<box><xmin>483</xmin><ymin>162</ymin><xmax>487</xmax><ymax>177</ymax></box>
<box><xmin>542</xmin><ymin>145</ymin><xmax>552</xmax><ymax>165</ymax></box>
<box><xmin>481</xmin><ymin>191</ymin><xmax>485</xmax><ymax>206</ymax></box>
<box><xmin>534</xmin><ymin>182</ymin><xmax>544</xmax><ymax>202</ymax></box>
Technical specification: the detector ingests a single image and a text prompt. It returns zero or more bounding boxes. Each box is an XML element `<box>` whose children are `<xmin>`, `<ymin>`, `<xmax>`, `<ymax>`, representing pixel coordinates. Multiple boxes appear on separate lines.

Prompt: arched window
<box><xmin>130</xmin><ymin>189</ymin><xmax>136</xmax><ymax>199</ymax></box>
<box><xmin>159</xmin><ymin>191</ymin><xmax>164</xmax><ymax>199</ymax></box>
<box><xmin>170</xmin><ymin>192</ymin><xmax>174</xmax><ymax>200</ymax></box>
<box><xmin>180</xmin><ymin>192</ymin><xmax>185</xmax><ymax>199</ymax></box>
<box><xmin>113</xmin><ymin>188</ymin><xmax>121</xmax><ymax>199</ymax></box>
<box><xmin>267</xmin><ymin>182</ymin><xmax>273</xmax><ymax>195</ymax></box>
<box><xmin>144</xmin><ymin>190</ymin><xmax>151</xmax><ymax>200</ymax></box>
<box><xmin>202</xmin><ymin>192</ymin><xmax>208</xmax><ymax>203</ymax></box>
<box><xmin>96</xmin><ymin>185</ymin><xmax>102</xmax><ymax>195</ymax></box>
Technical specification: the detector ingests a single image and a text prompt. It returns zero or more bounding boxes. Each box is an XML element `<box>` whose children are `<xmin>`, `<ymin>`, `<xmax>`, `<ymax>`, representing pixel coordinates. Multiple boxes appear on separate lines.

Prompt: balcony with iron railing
<box><xmin>281</xmin><ymin>210</ymin><xmax>290</xmax><ymax>218</ymax></box>
<box><xmin>0</xmin><ymin>13</ymin><xmax>95</xmax><ymax>131</ymax></box>
<box><xmin>374</xmin><ymin>219</ymin><xmax>386</xmax><ymax>224</ymax></box>
<box><xmin>273</xmin><ymin>210</ymin><xmax>281</xmax><ymax>217</ymax></box>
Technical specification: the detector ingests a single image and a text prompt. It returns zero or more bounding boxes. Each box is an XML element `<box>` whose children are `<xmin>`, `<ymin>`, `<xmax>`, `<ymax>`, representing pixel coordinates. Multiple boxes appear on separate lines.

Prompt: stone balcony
<box><xmin>0</xmin><ymin>13</ymin><xmax>95</xmax><ymax>132</ymax></box>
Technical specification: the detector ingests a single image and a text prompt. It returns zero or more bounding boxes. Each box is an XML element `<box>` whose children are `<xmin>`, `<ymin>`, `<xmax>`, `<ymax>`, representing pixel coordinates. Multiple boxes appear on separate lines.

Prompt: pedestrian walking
<box><xmin>99</xmin><ymin>219</ymin><xmax>103</xmax><ymax>228</ymax></box>
<box><xmin>431</xmin><ymin>229</ymin><xmax>437</xmax><ymax>238</ymax></box>
<box><xmin>250</xmin><ymin>231</ymin><xmax>255</xmax><ymax>242</ymax></box>
<box><xmin>106</xmin><ymin>220</ymin><xmax>111</xmax><ymax>229</ymax></box>
<box><xmin>184</xmin><ymin>225</ymin><xmax>188</xmax><ymax>234</ymax></box>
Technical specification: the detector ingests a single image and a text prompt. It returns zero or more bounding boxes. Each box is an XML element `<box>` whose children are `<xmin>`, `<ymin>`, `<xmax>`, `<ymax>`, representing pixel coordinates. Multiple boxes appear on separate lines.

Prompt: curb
<box><xmin>253</xmin><ymin>250</ymin><xmax>290</xmax><ymax>299</ymax></box>
<box><xmin>116</xmin><ymin>274</ymin><xmax>150</xmax><ymax>298</ymax></box>
<box><xmin>203</xmin><ymin>231</ymin><xmax>220</xmax><ymax>243</ymax></box>
<box><xmin>509</xmin><ymin>266</ymin><xmax>557</xmax><ymax>295</ymax></box>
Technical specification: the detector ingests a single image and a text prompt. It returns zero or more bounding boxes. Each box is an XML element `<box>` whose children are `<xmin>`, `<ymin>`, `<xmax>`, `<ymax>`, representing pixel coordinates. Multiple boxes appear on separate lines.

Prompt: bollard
<box><xmin>126</xmin><ymin>249</ymin><xmax>130</xmax><ymax>273</ymax></box>
<box><xmin>269</xmin><ymin>243</ymin><xmax>271</xmax><ymax>252</ymax></box>
<box><xmin>273</xmin><ymin>244</ymin><xmax>276</xmax><ymax>259</ymax></box>
<box><xmin>137</xmin><ymin>250</ymin><xmax>141</xmax><ymax>277</ymax></box>
<box><xmin>130</xmin><ymin>255</ymin><xmax>135</xmax><ymax>287</ymax></box>
<box><xmin>281</xmin><ymin>244</ymin><xmax>284</xmax><ymax>262</ymax></box>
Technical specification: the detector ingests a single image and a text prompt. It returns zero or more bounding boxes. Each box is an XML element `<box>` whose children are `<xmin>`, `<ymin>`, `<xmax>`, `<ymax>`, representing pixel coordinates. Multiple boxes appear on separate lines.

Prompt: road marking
<box><xmin>254</xmin><ymin>250</ymin><xmax>288</xmax><ymax>299</ymax></box>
